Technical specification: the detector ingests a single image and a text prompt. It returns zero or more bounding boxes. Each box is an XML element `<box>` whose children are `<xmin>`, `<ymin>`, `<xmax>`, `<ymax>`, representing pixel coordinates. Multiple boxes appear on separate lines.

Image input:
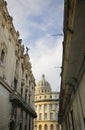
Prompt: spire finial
<box><xmin>42</xmin><ymin>74</ymin><xmax>45</xmax><ymax>79</ymax></box>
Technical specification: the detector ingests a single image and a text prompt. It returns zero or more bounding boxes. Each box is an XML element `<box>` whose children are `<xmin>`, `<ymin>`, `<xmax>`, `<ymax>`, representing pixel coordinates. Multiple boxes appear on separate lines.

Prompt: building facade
<box><xmin>0</xmin><ymin>0</ymin><xmax>37</xmax><ymax>130</ymax></box>
<box><xmin>34</xmin><ymin>74</ymin><xmax>60</xmax><ymax>130</ymax></box>
<box><xmin>59</xmin><ymin>0</ymin><xmax>85</xmax><ymax>130</ymax></box>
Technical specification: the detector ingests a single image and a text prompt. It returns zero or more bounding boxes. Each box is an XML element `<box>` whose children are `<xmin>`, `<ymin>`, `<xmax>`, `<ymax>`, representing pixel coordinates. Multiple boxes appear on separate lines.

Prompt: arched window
<box><xmin>50</xmin><ymin>124</ymin><xmax>54</xmax><ymax>130</ymax></box>
<box><xmin>15</xmin><ymin>60</ymin><xmax>19</xmax><ymax>74</ymax></box>
<box><xmin>21</xmin><ymin>86</ymin><xmax>23</xmax><ymax>96</ymax></box>
<box><xmin>19</xmin><ymin>123</ymin><xmax>22</xmax><ymax>130</ymax></box>
<box><xmin>9</xmin><ymin>119</ymin><xmax>15</xmax><ymax>130</ymax></box>
<box><xmin>50</xmin><ymin>95</ymin><xmax>52</xmax><ymax>98</ymax></box>
<box><xmin>39</xmin><ymin>124</ymin><xmax>42</xmax><ymax>130</ymax></box>
<box><xmin>14</xmin><ymin>77</ymin><xmax>18</xmax><ymax>90</ymax></box>
<box><xmin>44</xmin><ymin>124</ymin><xmax>47</xmax><ymax>130</ymax></box>
<box><xmin>44</xmin><ymin>95</ymin><xmax>46</xmax><ymax>99</ymax></box>
<box><xmin>25</xmin><ymin>74</ymin><xmax>28</xmax><ymax>84</ymax></box>
<box><xmin>1</xmin><ymin>49</ymin><xmax>5</xmax><ymax>63</ymax></box>
<box><xmin>21</xmin><ymin>63</ymin><xmax>24</xmax><ymax>78</ymax></box>
<box><xmin>25</xmin><ymin>89</ymin><xmax>27</xmax><ymax>101</ymax></box>
<box><xmin>0</xmin><ymin>43</ymin><xmax>7</xmax><ymax>64</ymax></box>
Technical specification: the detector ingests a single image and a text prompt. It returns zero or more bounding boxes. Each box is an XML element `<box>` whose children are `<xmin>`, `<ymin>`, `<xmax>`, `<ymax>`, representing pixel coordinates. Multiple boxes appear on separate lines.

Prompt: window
<box><xmin>28</xmin><ymin>92</ymin><xmax>31</xmax><ymax>103</ymax></box>
<box><xmin>45</xmin><ymin>90</ymin><xmax>47</xmax><ymax>92</ymax></box>
<box><xmin>50</xmin><ymin>95</ymin><xmax>52</xmax><ymax>98</ymax></box>
<box><xmin>84</xmin><ymin>118</ymin><xmax>85</xmax><ymax>126</ymax></box>
<box><xmin>39</xmin><ymin>125</ymin><xmax>42</xmax><ymax>130</ymax></box>
<box><xmin>29</xmin><ymin>80</ymin><xmax>31</xmax><ymax>86</ymax></box>
<box><xmin>56</xmin><ymin>114</ymin><xmax>58</xmax><ymax>120</ymax></box>
<box><xmin>50</xmin><ymin>113</ymin><xmax>53</xmax><ymax>120</ymax></box>
<box><xmin>44</xmin><ymin>95</ymin><xmax>46</xmax><ymax>99</ymax></box>
<box><xmin>21</xmin><ymin>63</ymin><xmax>24</xmax><ymax>78</ymax></box>
<box><xmin>44</xmin><ymin>104</ymin><xmax>47</xmax><ymax>110</ymax></box>
<box><xmin>39</xmin><ymin>113</ymin><xmax>42</xmax><ymax>120</ymax></box>
<box><xmin>0</xmin><ymin>43</ymin><xmax>7</xmax><ymax>65</ymax></box>
<box><xmin>24</xmin><ymin>125</ymin><xmax>27</xmax><ymax>130</ymax></box>
<box><xmin>21</xmin><ymin>87</ymin><xmax>23</xmax><ymax>96</ymax></box>
<box><xmin>50</xmin><ymin>104</ymin><xmax>52</xmax><ymax>109</ymax></box>
<box><xmin>55</xmin><ymin>104</ymin><xmax>59</xmax><ymax>112</ymax></box>
<box><xmin>39</xmin><ymin>105</ymin><xmax>41</xmax><ymax>110</ymax></box>
<box><xmin>50</xmin><ymin>124</ymin><xmax>54</xmax><ymax>130</ymax></box>
<box><xmin>67</xmin><ymin>113</ymin><xmax>70</xmax><ymax>130</ymax></box>
<box><xmin>25</xmin><ymin>89</ymin><xmax>27</xmax><ymax>101</ymax></box>
<box><xmin>44</xmin><ymin>124</ymin><xmax>47</xmax><ymax>130</ymax></box>
<box><xmin>14</xmin><ymin>77</ymin><xmax>18</xmax><ymax>90</ymax></box>
<box><xmin>28</xmin><ymin>115</ymin><xmax>31</xmax><ymax>130</ymax></box>
<box><xmin>9</xmin><ymin>119</ymin><xmax>15</xmax><ymax>130</ymax></box>
<box><xmin>44</xmin><ymin>113</ymin><xmax>47</xmax><ymax>119</ymax></box>
<box><xmin>19</xmin><ymin>123</ymin><xmax>22</xmax><ymax>130</ymax></box>
<box><xmin>26</xmin><ymin>74</ymin><xmax>28</xmax><ymax>84</ymax></box>
<box><xmin>20</xmin><ymin>108</ymin><xmax>23</xmax><ymax>120</ymax></box>
<box><xmin>1</xmin><ymin>49</ymin><xmax>5</xmax><ymax>63</ymax></box>
<box><xmin>70</xmin><ymin>110</ymin><xmax>75</xmax><ymax>130</ymax></box>
<box><xmin>15</xmin><ymin>60</ymin><xmax>19</xmax><ymax>73</ymax></box>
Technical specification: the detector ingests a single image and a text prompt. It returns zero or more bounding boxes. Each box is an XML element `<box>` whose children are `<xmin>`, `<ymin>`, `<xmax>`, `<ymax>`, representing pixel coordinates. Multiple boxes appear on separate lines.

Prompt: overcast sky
<box><xmin>6</xmin><ymin>0</ymin><xmax>64</xmax><ymax>91</ymax></box>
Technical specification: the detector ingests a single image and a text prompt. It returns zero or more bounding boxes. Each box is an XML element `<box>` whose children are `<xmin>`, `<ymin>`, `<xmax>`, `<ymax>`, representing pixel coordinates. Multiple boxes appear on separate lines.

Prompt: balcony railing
<box><xmin>10</xmin><ymin>90</ymin><xmax>37</xmax><ymax>118</ymax></box>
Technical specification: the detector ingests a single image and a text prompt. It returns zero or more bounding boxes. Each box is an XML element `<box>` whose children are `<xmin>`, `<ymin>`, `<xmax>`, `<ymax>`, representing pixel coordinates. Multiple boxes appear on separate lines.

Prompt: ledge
<box><xmin>35</xmin><ymin>99</ymin><xmax>59</xmax><ymax>103</ymax></box>
<box><xmin>0</xmin><ymin>76</ymin><xmax>12</xmax><ymax>92</ymax></box>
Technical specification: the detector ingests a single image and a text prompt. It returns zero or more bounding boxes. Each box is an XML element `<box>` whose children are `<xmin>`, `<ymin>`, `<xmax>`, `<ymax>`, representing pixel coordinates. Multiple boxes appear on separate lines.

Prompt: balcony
<box><xmin>10</xmin><ymin>90</ymin><xmax>37</xmax><ymax>118</ymax></box>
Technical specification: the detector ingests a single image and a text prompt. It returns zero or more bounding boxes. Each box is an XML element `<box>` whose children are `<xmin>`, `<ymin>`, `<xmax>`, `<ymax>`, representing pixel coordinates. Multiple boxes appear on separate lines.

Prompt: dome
<box><xmin>37</xmin><ymin>74</ymin><xmax>51</xmax><ymax>88</ymax></box>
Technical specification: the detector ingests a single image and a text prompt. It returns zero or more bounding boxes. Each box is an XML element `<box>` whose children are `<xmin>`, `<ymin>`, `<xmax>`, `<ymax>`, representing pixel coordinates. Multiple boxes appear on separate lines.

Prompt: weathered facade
<box><xmin>59</xmin><ymin>0</ymin><xmax>85</xmax><ymax>130</ymax></box>
<box><xmin>34</xmin><ymin>75</ymin><xmax>61</xmax><ymax>130</ymax></box>
<box><xmin>0</xmin><ymin>0</ymin><xmax>37</xmax><ymax>130</ymax></box>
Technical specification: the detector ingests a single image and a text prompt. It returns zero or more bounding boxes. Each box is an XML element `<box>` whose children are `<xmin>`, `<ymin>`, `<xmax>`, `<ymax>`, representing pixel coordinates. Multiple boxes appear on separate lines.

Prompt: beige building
<box><xmin>0</xmin><ymin>0</ymin><xmax>36</xmax><ymax>130</ymax></box>
<box><xmin>59</xmin><ymin>0</ymin><xmax>85</xmax><ymax>130</ymax></box>
<box><xmin>34</xmin><ymin>74</ymin><xmax>60</xmax><ymax>130</ymax></box>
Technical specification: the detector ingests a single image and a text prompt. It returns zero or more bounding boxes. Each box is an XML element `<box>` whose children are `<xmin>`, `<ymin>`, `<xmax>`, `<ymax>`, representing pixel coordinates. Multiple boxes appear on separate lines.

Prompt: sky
<box><xmin>6</xmin><ymin>0</ymin><xmax>64</xmax><ymax>91</ymax></box>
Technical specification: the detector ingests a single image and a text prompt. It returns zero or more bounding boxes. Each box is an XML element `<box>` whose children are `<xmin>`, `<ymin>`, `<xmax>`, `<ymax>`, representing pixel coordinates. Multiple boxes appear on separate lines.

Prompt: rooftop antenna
<box><xmin>51</xmin><ymin>33</ymin><xmax>63</xmax><ymax>37</ymax></box>
<box><xmin>54</xmin><ymin>66</ymin><xmax>62</xmax><ymax>69</ymax></box>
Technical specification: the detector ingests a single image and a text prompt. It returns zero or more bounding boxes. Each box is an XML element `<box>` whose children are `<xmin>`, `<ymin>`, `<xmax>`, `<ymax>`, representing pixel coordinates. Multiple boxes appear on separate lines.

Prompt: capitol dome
<box><xmin>37</xmin><ymin>74</ymin><xmax>51</xmax><ymax>89</ymax></box>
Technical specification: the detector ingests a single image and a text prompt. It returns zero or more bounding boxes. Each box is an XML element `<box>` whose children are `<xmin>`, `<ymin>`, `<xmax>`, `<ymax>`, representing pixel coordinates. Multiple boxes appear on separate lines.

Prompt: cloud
<box><xmin>6</xmin><ymin>0</ymin><xmax>63</xmax><ymax>91</ymax></box>
<box><xmin>29</xmin><ymin>36</ymin><xmax>63</xmax><ymax>91</ymax></box>
<box><xmin>7</xmin><ymin>0</ymin><xmax>64</xmax><ymax>41</ymax></box>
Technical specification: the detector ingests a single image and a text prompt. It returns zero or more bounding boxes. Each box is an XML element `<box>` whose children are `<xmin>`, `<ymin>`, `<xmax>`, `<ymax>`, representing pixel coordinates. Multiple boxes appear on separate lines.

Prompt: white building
<box><xmin>34</xmin><ymin>74</ymin><xmax>60</xmax><ymax>130</ymax></box>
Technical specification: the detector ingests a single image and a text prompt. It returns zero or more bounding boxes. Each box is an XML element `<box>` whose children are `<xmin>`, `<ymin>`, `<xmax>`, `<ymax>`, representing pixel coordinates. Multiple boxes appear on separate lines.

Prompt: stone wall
<box><xmin>0</xmin><ymin>84</ymin><xmax>11</xmax><ymax>130</ymax></box>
